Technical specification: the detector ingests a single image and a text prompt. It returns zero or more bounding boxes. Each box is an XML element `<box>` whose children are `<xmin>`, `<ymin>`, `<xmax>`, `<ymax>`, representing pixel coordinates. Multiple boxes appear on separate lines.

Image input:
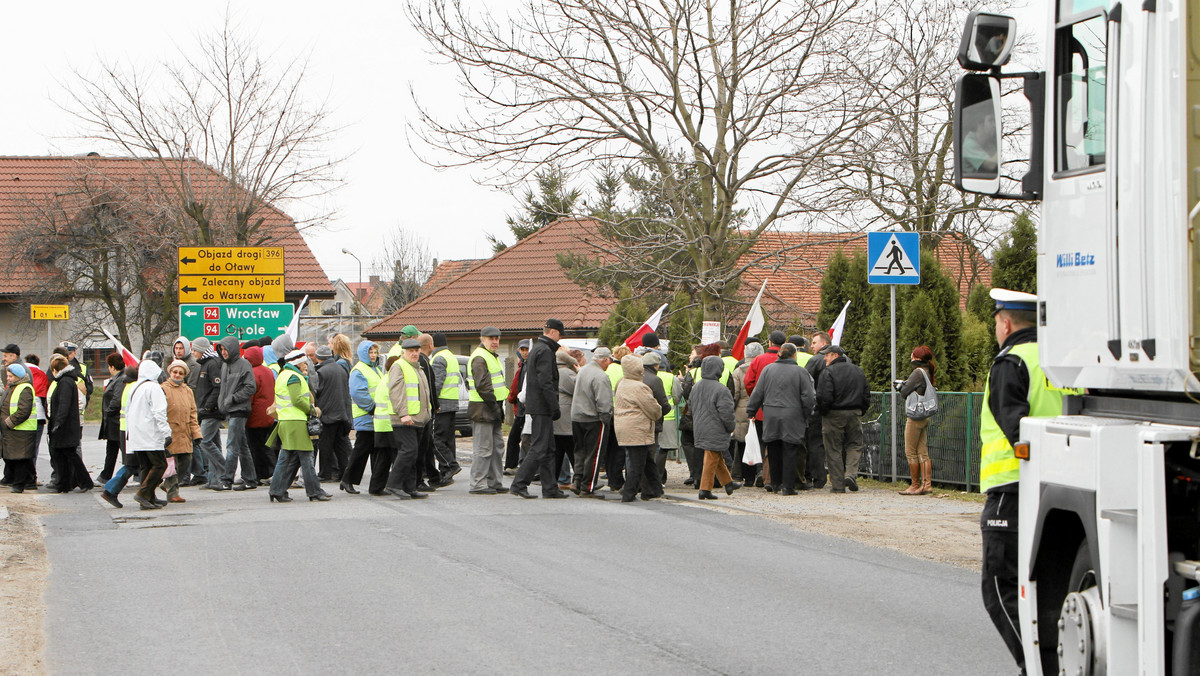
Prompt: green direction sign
<box><xmin>179</xmin><ymin>303</ymin><xmax>294</xmax><ymax>342</ymax></box>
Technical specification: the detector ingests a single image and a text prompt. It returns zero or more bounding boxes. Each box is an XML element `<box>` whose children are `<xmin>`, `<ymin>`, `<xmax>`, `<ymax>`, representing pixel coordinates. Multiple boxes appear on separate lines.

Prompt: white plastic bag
<box><xmin>743</xmin><ymin>422</ymin><xmax>762</xmax><ymax>466</ymax></box>
<box><xmin>163</xmin><ymin>455</ymin><xmax>177</xmax><ymax>479</ymax></box>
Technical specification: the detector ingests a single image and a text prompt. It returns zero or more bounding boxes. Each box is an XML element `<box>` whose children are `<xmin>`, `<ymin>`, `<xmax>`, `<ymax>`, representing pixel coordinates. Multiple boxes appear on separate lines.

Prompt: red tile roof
<box><xmin>422</xmin><ymin>258</ymin><xmax>485</xmax><ymax>297</ymax></box>
<box><xmin>0</xmin><ymin>156</ymin><xmax>332</xmax><ymax>297</ymax></box>
<box><xmin>364</xmin><ymin>218</ymin><xmax>991</xmax><ymax>339</ymax></box>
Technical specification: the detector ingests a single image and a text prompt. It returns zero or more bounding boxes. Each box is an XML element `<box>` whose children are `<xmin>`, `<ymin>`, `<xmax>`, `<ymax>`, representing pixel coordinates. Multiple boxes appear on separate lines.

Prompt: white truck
<box><xmin>952</xmin><ymin>2</ymin><xmax>1200</xmax><ymax>673</ymax></box>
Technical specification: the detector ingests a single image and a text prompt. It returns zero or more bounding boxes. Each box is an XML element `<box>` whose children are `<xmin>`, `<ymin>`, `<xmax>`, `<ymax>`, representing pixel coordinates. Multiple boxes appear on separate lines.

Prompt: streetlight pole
<box><xmin>341</xmin><ymin>248</ymin><xmax>362</xmax><ymax>315</ymax></box>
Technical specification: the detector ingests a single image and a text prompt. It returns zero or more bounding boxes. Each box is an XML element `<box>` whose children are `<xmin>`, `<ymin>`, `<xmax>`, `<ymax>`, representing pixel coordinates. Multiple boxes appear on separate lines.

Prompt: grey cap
<box><xmin>641</xmin><ymin>351</ymin><xmax>662</xmax><ymax>367</ymax></box>
<box><xmin>517</xmin><ymin>339</ymin><xmax>531</xmax><ymax>349</ymax></box>
<box><xmin>192</xmin><ymin>337</ymin><xmax>212</xmax><ymax>351</ymax></box>
<box><xmin>480</xmin><ymin>327</ymin><xmax>501</xmax><ymax>337</ymax></box>
<box><xmin>768</xmin><ymin>330</ymin><xmax>786</xmax><ymax>346</ymax></box>
<box><xmin>315</xmin><ymin>345</ymin><xmax>334</xmax><ymax>360</ymax></box>
<box><xmin>593</xmin><ymin>347</ymin><xmax>613</xmax><ymax>361</ymax></box>
<box><xmin>826</xmin><ymin>345</ymin><xmax>846</xmax><ymax>355</ymax></box>
<box><xmin>401</xmin><ymin>338</ymin><xmax>421</xmax><ymax>349</ymax></box>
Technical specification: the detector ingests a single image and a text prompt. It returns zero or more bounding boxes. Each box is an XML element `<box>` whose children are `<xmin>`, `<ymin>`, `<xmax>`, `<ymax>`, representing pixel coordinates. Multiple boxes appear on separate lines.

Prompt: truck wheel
<box><xmin>1057</xmin><ymin>542</ymin><xmax>1106</xmax><ymax>676</ymax></box>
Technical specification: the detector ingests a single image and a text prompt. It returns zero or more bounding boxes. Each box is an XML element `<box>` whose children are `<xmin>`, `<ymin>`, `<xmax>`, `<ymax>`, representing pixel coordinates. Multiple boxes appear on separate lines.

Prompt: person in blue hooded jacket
<box><xmin>340</xmin><ymin>340</ymin><xmax>384</xmax><ymax>494</ymax></box>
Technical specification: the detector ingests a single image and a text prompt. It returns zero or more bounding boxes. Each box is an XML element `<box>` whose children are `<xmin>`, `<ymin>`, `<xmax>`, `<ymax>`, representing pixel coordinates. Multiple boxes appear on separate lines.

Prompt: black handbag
<box><xmin>306</xmin><ymin>415</ymin><xmax>323</xmax><ymax>437</ymax></box>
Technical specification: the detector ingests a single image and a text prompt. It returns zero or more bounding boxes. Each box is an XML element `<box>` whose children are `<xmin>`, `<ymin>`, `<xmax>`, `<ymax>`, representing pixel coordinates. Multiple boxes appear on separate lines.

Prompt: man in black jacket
<box><xmin>805</xmin><ymin>331</ymin><xmax>831</xmax><ymax>488</ymax></box>
<box><xmin>815</xmin><ymin>345</ymin><xmax>870</xmax><ymax>493</ymax></box>
<box><xmin>314</xmin><ymin>346</ymin><xmax>352</xmax><ymax>482</ymax></box>
<box><xmin>193</xmin><ymin>337</ymin><xmax>228</xmax><ymax>490</ymax></box>
<box><xmin>218</xmin><ymin>336</ymin><xmax>258</xmax><ymax>489</ymax></box>
<box><xmin>510</xmin><ymin>319</ymin><xmax>567</xmax><ymax>499</ymax></box>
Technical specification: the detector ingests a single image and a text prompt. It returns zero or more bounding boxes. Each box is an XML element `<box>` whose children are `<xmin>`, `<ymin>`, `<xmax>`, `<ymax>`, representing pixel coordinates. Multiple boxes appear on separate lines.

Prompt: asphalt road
<box><xmin>36</xmin><ymin>430</ymin><xmax>1014</xmax><ymax>675</ymax></box>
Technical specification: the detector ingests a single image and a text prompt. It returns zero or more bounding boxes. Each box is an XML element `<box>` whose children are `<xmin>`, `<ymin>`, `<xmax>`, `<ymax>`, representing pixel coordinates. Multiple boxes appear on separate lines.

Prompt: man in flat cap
<box><xmin>384</xmin><ymin>338</ymin><xmax>432</xmax><ymax>499</ymax></box>
<box><xmin>510</xmin><ymin>318</ymin><xmax>569</xmax><ymax>499</ymax></box>
<box><xmin>467</xmin><ymin>327</ymin><xmax>510</xmax><ymax>494</ymax></box>
<box><xmin>978</xmin><ymin>288</ymin><xmax>1075</xmax><ymax>674</ymax></box>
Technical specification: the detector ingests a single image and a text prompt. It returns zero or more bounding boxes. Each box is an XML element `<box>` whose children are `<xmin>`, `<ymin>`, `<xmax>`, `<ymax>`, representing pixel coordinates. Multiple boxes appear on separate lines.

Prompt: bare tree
<box><xmin>370</xmin><ymin>227</ymin><xmax>435</xmax><ymax>314</ymax></box>
<box><xmin>62</xmin><ymin>12</ymin><xmax>342</xmax><ymax>245</ymax></box>
<box><xmin>808</xmin><ymin>0</ymin><xmax>1025</xmax><ymax>279</ymax></box>
<box><xmin>7</xmin><ymin>166</ymin><xmax>180</xmax><ymax>352</ymax></box>
<box><xmin>408</xmin><ymin>0</ymin><xmax>881</xmax><ymax>322</ymax></box>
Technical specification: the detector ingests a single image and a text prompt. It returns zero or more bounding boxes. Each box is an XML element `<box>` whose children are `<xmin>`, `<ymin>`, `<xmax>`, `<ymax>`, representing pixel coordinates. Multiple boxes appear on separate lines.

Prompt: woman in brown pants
<box><xmin>897</xmin><ymin>346</ymin><xmax>936</xmax><ymax>495</ymax></box>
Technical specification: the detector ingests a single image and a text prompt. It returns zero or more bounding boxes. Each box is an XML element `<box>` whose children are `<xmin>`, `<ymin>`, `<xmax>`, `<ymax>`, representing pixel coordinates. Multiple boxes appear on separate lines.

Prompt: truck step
<box><xmin>1100</xmin><ymin>508</ymin><xmax>1138</xmax><ymax>523</ymax></box>
<box><xmin>1112</xmin><ymin>603</ymin><xmax>1139</xmax><ymax>619</ymax></box>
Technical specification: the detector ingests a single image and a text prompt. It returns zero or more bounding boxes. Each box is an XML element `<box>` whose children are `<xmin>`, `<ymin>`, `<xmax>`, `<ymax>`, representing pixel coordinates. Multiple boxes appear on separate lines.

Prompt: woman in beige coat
<box><xmin>613</xmin><ymin>355</ymin><xmax>663</xmax><ymax>503</ymax></box>
<box><xmin>160</xmin><ymin>360</ymin><xmax>202</xmax><ymax>503</ymax></box>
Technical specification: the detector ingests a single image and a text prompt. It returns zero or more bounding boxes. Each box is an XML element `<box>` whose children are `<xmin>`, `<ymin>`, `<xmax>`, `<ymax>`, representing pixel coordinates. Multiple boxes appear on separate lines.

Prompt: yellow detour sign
<box><xmin>31</xmin><ymin>305</ymin><xmax>69</xmax><ymax>320</ymax></box>
<box><xmin>179</xmin><ymin>275</ymin><xmax>284</xmax><ymax>303</ymax></box>
<box><xmin>178</xmin><ymin>247</ymin><xmax>285</xmax><ymax>276</ymax></box>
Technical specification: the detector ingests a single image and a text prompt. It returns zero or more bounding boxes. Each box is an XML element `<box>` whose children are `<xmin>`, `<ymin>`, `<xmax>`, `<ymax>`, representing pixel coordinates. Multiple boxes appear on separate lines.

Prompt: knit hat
<box><xmin>432</xmin><ymin>333</ymin><xmax>448</xmax><ymax>348</ymax></box>
<box><xmin>2</xmin><ymin>343</ymin><xmax>20</xmax><ymax>356</ymax></box>
<box><xmin>641</xmin><ymin>332</ymin><xmax>660</xmax><ymax>348</ymax></box>
<box><xmin>7</xmin><ymin>364</ymin><xmax>27</xmax><ymax>379</ymax></box>
<box><xmin>192</xmin><ymin>337</ymin><xmax>212</xmax><ymax>352</ymax></box>
<box><xmin>284</xmin><ymin>349</ymin><xmax>306</xmax><ymax>364</ymax></box>
<box><xmin>167</xmin><ymin>359</ymin><xmax>190</xmax><ymax>377</ymax></box>
<box><xmin>400</xmin><ymin>325</ymin><xmax>420</xmax><ymax>338</ymax></box>
<box><xmin>315</xmin><ymin>346</ymin><xmax>334</xmax><ymax>360</ymax></box>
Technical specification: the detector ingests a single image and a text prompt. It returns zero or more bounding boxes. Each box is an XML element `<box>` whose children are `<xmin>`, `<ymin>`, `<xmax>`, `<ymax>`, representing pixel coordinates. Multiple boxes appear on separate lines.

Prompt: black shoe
<box><xmin>207</xmin><ymin>483</ymin><xmax>230</xmax><ymax>492</ymax></box>
<box><xmin>846</xmin><ymin>476</ymin><xmax>859</xmax><ymax>492</ymax></box>
<box><xmin>781</xmin><ymin>487</ymin><xmax>798</xmax><ymax>496</ymax></box>
<box><xmin>697</xmin><ymin>490</ymin><xmax>717</xmax><ymax>500</ymax></box>
<box><xmin>10</xmin><ymin>485</ymin><xmax>24</xmax><ymax>494</ymax></box>
<box><xmin>405</xmin><ymin>490</ymin><xmax>428</xmax><ymax>500</ymax></box>
<box><xmin>432</xmin><ymin>477</ymin><xmax>454</xmax><ymax>488</ymax></box>
<box><xmin>683</xmin><ymin>477</ymin><xmax>695</xmax><ymax>486</ymax></box>
<box><xmin>339</xmin><ymin>482</ymin><xmax>360</xmax><ymax>494</ymax></box>
<box><xmin>414</xmin><ymin>482</ymin><xmax>436</xmax><ymax>492</ymax></box>
<box><xmin>494</xmin><ymin>486</ymin><xmax>510</xmax><ymax>494</ymax></box>
<box><xmin>640</xmin><ymin>492</ymin><xmax>663</xmax><ymax>500</ymax></box>
<box><xmin>512</xmin><ymin>487</ymin><xmax>537</xmax><ymax>499</ymax></box>
<box><xmin>724</xmin><ymin>481</ymin><xmax>742</xmax><ymax>495</ymax></box>
<box><xmin>448</xmin><ymin>466</ymin><xmax>463</xmax><ymax>478</ymax></box>
<box><xmin>232</xmin><ymin>482</ymin><xmax>256</xmax><ymax>491</ymax></box>
<box><xmin>385</xmin><ymin>487</ymin><xmax>411</xmax><ymax>499</ymax></box>
<box><xmin>754</xmin><ymin>476</ymin><xmax>764</xmax><ymax>488</ymax></box>
<box><xmin>100</xmin><ymin>491</ymin><xmax>122</xmax><ymax>508</ymax></box>
<box><xmin>568</xmin><ymin>485</ymin><xmax>581</xmax><ymax>495</ymax></box>
<box><xmin>621</xmin><ymin>495</ymin><xmax>637</xmax><ymax>503</ymax></box>
<box><xmin>797</xmin><ymin>481</ymin><xmax>812</xmax><ymax>491</ymax></box>
<box><xmin>309</xmin><ymin>493</ymin><xmax>332</xmax><ymax>502</ymax></box>
<box><xmin>469</xmin><ymin>487</ymin><xmax>498</xmax><ymax>495</ymax></box>
<box><xmin>152</xmin><ymin>497</ymin><xmax>167</xmax><ymax>506</ymax></box>
<box><xmin>764</xmin><ymin>484</ymin><xmax>777</xmax><ymax>493</ymax></box>
<box><xmin>76</xmin><ymin>486</ymin><xmax>93</xmax><ymax>494</ymax></box>
<box><xmin>543</xmin><ymin>491</ymin><xmax>568</xmax><ymax>499</ymax></box>
<box><xmin>269</xmin><ymin>493</ymin><xmax>292</xmax><ymax>503</ymax></box>
<box><xmin>134</xmin><ymin>495</ymin><xmax>161</xmax><ymax>510</ymax></box>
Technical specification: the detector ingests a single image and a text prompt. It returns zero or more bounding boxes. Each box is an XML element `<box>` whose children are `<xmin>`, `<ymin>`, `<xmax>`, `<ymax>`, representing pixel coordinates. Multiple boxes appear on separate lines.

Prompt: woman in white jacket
<box><xmin>125</xmin><ymin>360</ymin><xmax>172</xmax><ymax>510</ymax></box>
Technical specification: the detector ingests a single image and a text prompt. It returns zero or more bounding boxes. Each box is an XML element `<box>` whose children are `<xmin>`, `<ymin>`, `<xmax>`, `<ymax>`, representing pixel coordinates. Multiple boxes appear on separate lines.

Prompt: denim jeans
<box><xmin>199</xmin><ymin>418</ymin><xmax>227</xmax><ymax>487</ymax></box>
<box><xmin>269</xmin><ymin>449</ymin><xmax>321</xmax><ymax>499</ymax></box>
<box><xmin>220</xmin><ymin>416</ymin><xmax>255</xmax><ymax>484</ymax></box>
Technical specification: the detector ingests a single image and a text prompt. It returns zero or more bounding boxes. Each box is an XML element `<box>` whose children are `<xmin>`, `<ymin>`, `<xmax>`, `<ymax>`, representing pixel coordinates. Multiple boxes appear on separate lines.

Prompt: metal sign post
<box><xmin>866</xmin><ymin>231</ymin><xmax>920</xmax><ymax>483</ymax></box>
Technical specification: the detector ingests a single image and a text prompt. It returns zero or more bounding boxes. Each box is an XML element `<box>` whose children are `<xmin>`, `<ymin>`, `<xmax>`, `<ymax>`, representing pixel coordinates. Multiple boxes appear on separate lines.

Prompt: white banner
<box><xmin>701</xmin><ymin>321</ymin><xmax>721</xmax><ymax>345</ymax></box>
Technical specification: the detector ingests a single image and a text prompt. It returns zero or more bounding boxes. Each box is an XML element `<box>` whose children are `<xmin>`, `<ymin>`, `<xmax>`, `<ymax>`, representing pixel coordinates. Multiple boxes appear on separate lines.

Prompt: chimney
<box><xmin>369</xmin><ymin>275</ymin><xmax>380</xmax><ymax>285</ymax></box>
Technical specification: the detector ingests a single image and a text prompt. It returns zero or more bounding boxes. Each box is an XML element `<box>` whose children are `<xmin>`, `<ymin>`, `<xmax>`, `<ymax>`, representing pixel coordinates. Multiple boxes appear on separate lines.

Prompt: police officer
<box><xmin>979</xmin><ymin>288</ymin><xmax>1072</xmax><ymax>674</ymax></box>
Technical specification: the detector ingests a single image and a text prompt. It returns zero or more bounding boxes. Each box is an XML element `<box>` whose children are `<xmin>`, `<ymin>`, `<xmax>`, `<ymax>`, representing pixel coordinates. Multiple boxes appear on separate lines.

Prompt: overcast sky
<box><xmin>2</xmin><ymin>2</ymin><xmax>1046</xmax><ymax>287</ymax></box>
<box><xmin>2</xmin><ymin>1</ymin><xmax>518</xmax><ymax>285</ymax></box>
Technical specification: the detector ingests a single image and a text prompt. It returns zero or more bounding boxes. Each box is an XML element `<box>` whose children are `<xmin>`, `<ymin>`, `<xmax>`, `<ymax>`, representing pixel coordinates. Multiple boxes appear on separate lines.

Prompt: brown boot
<box><xmin>920</xmin><ymin>459</ymin><xmax>933</xmax><ymax>494</ymax></box>
<box><xmin>899</xmin><ymin>462</ymin><xmax>922</xmax><ymax>495</ymax></box>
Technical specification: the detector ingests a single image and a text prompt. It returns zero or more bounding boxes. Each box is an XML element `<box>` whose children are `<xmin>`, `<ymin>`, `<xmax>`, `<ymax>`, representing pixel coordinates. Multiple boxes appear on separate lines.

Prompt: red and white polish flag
<box><xmin>829</xmin><ymin>300</ymin><xmax>851</xmax><ymax>346</ymax></box>
<box><xmin>100</xmin><ymin>326</ymin><xmax>140</xmax><ymax>367</ymax></box>
<box><xmin>624</xmin><ymin>302</ymin><xmax>669</xmax><ymax>350</ymax></box>
<box><xmin>731</xmin><ymin>279</ymin><xmax>768</xmax><ymax>360</ymax></box>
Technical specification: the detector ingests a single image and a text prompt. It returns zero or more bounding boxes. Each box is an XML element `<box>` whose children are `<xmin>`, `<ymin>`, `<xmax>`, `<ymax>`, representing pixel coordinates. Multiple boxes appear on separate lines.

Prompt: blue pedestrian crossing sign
<box><xmin>867</xmin><ymin>231</ymin><xmax>921</xmax><ymax>285</ymax></box>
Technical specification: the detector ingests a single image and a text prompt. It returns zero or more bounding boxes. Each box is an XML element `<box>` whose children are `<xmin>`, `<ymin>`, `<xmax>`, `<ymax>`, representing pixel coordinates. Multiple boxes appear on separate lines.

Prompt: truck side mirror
<box><xmin>957</xmin><ymin>11</ymin><xmax>1016</xmax><ymax>71</ymax></box>
<box><xmin>954</xmin><ymin>74</ymin><xmax>1003</xmax><ymax>195</ymax></box>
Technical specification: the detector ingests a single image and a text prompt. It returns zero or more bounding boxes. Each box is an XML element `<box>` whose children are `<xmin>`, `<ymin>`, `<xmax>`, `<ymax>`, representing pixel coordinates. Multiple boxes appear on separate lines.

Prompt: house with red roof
<box><xmin>363</xmin><ymin>217</ymin><xmax>991</xmax><ymax>357</ymax></box>
<box><xmin>0</xmin><ymin>155</ymin><xmax>333</xmax><ymax>357</ymax></box>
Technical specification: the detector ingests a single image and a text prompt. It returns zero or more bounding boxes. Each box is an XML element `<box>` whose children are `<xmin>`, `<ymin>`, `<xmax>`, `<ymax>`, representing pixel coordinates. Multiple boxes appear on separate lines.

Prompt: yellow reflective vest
<box><xmin>432</xmin><ymin>349</ymin><xmax>462</xmax><ymax>401</ymax></box>
<box><xmin>467</xmin><ymin>346</ymin><xmax>508</xmax><ymax>402</ymax></box>
<box><xmin>658</xmin><ymin>371</ymin><xmax>676</xmax><ymax>421</ymax></box>
<box><xmin>273</xmin><ymin>369</ymin><xmax>310</xmax><ymax>422</ymax></box>
<box><xmin>373</xmin><ymin>371</ymin><xmax>394</xmax><ymax>433</ymax></box>
<box><xmin>979</xmin><ymin>342</ymin><xmax>1075</xmax><ymax>492</ymax></box>
<box><xmin>8</xmin><ymin>382</ymin><xmax>35</xmax><ymax>431</ymax></box>
<box><xmin>350</xmin><ymin>361</ymin><xmax>382</xmax><ymax>420</ymax></box>
<box><xmin>393</xmin><ymin>358</ymin><xmax>422</xmax><ymax>416</ymax></box>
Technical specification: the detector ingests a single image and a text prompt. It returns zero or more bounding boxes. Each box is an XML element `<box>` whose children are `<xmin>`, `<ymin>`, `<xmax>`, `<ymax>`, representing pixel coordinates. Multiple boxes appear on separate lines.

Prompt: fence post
<box><xmin>965</xmin><ymin>392</ymin><xmax>975</xmax><ymax>492</ymax></box>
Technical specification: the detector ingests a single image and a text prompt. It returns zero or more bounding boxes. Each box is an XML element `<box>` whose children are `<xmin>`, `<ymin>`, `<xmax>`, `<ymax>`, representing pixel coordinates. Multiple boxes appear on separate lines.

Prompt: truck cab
<box><xmin>953</xmin><ymin>2</ymin><xmax>1200</xmax><ymax>673</ymax></box>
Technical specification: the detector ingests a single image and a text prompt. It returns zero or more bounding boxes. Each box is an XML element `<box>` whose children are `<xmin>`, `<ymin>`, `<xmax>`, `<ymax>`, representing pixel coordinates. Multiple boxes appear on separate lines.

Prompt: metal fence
<box><xmin>858</xmin><ymin>391</ymin><xmax>984</xmax><ymax>492</ymax></box>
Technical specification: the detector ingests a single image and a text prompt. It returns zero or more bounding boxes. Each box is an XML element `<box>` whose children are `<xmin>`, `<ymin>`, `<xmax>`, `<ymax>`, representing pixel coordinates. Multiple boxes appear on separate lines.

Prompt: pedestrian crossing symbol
<box><xmin>867</xmin><ymin>231</ymin><xmax>921</xmax><ymax>285</ymax></box>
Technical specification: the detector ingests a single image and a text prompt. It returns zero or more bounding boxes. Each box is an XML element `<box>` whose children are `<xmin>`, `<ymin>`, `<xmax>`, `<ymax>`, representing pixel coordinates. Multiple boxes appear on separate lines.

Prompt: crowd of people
<box><xmin>0</xmin><ymin>318</ymin><xmax>928</xmax><ymax>509</ymax></box>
